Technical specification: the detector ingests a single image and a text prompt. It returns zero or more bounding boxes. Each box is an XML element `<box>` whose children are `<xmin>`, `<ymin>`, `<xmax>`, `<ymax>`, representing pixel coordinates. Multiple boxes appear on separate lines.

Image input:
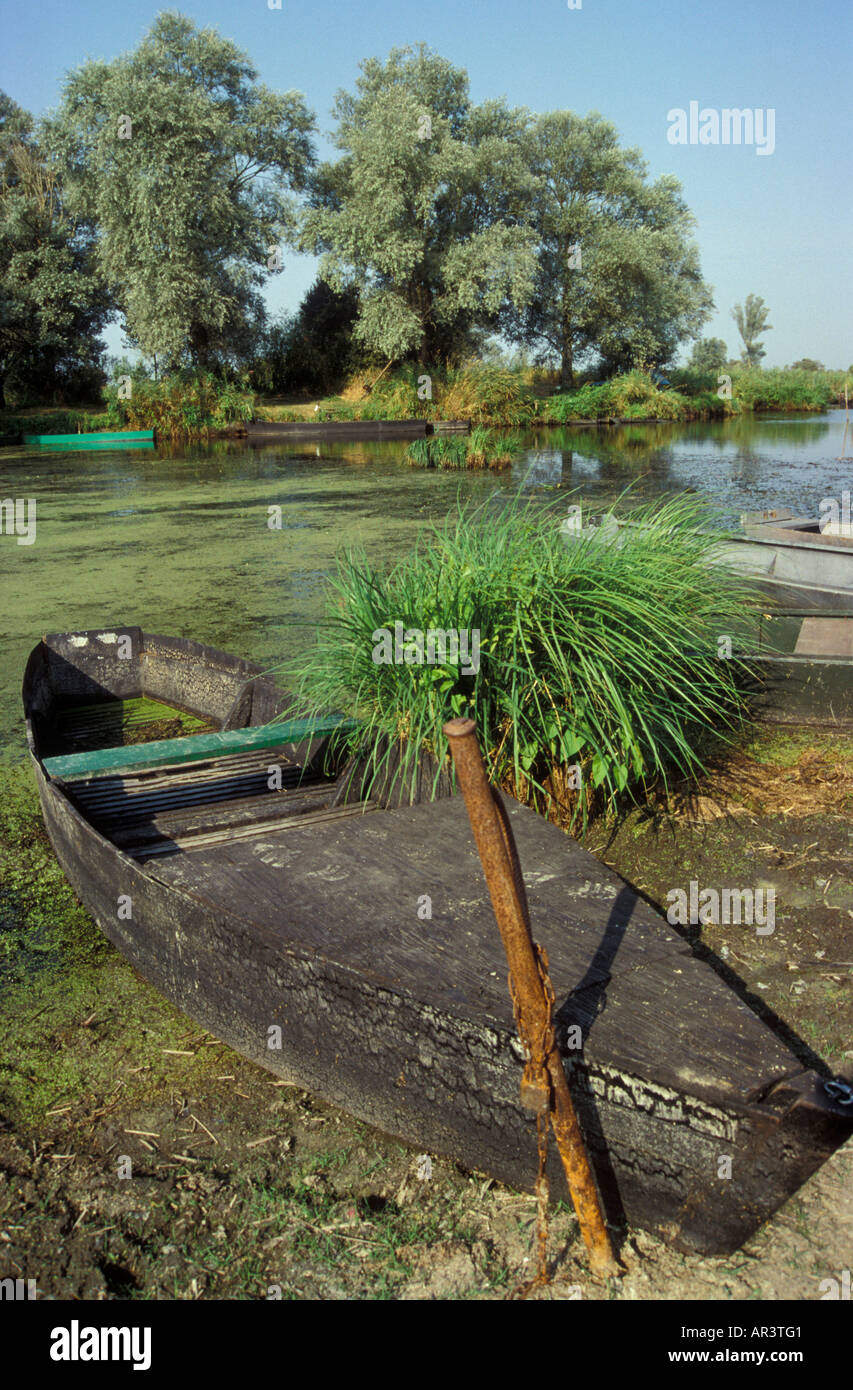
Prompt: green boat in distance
<box><xmin>22</xmin><ymin>430</ymin><xmax>155</xmax><ymax>447</ymax></box>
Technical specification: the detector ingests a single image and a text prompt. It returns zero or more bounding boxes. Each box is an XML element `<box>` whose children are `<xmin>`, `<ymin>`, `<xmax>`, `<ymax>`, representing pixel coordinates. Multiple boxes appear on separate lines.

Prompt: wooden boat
<box><xmin>721</xmin><ymin>510</ymin><xmax>853</xmax><ymax>610</ymax></box>
<box><xmin>244</xmin><ymin>419</ymin><xmax>470</xmax><ymax>443</ymax></box>
<box><xmin>23</xmin><ymin>629</ymin><xmax>853</xmax><ymax>1255</ymax></box>
<box><xmin>22</xmin><ymin>431</ymin><xmax>154</xmax><ymax>449</ymax></box>
<box><xmin>560</xmin><ymin>507</ymin><xmax>853</xmax><ymax>609</ymax></box>
<box><xmin>747</xmin><ymin>609</ymin><xmax>853</xmax><ymax>727</ymax></box>
<box><xmin>560</xmin><ymin>509</ymin><xmax>853</xmax><ymax>727</ymax></box>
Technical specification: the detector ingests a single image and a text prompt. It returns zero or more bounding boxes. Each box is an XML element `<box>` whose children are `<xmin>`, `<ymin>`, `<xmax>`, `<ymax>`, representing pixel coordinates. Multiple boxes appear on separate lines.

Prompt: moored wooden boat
<box><xmin>560</xmin><ymin>507</ymin><xmax>853</xmax><ymax>609</ymax></box>
<box><xmin>22</xmin><ymin>630</ymin><xmax>853</xmax><ymax>1255</ymax></box>
<box><xmin>560</xmin><ymin>509</ymin><xmax>853</xmax><ymax>726</ymax></box>
<box><xmin>22</xmin><ymin>430</ymin><xmax>154</xmax><ymax>447</ymax></box>
<box><xmin>748</xmin><ymin>611</ymin><xmax>853</xmax><ymax>727</ymax></box>
<box><xmin>244</xmin><ymin>419</ymin><xmax>471</xmax><ymax>443</ymax></box>
<box><xmin>722</xmin><ymin>509</ymin><xmax>853</xmax><ymax>608</ymax></box>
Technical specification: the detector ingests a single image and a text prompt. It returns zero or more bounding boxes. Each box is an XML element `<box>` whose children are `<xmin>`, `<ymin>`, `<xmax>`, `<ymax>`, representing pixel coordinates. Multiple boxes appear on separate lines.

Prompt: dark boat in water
<box><xmin>561</xmin><ymin>508</ymin><xmax>853</xmax><ymax>728</ymax></box>
<box><xmin>22</xmin><ymin>629</ymin><xmax>853</xmax><ymax>1255</ymax></box>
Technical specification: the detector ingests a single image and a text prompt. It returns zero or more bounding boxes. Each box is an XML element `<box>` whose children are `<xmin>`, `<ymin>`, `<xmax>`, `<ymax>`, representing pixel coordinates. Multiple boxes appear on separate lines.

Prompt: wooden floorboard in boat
<box><xmin>128</xmin><ymin>799</ymin><xmax>376</xmax><ymax>859</ymax></box>
<box><xmin>148</xmin><ymin>792</ymin><xmax>800</xmax><ymax>1107</ymax></box>
<box><xmin>109</xmin><ymin>784</ymin><xmax>337</xmax><ymax>845</ymax></box>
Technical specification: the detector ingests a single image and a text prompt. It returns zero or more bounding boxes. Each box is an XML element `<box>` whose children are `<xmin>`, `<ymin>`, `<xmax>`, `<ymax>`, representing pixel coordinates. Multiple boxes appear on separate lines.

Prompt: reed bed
<box><xmin>296</xmin><ymin>493</ymin><xmax>763</xmax><ymax>826</ymax></box>
<box><xmin>104</xmin><ymin>372</ymin><xmax>255</xmax><ymax>438</ymax></box>
<box><xmin>403</xmin><ymin>430</ymin><xmax>523</xmax><ymax>470</ymax></box>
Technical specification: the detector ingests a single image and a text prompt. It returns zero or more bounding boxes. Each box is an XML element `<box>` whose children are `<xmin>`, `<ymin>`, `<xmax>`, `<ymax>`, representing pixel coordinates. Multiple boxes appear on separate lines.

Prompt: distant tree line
<box><xmin>0</xmin><ymin>13</ymin><xmax>823</xmax><ymax>408</ymax></box>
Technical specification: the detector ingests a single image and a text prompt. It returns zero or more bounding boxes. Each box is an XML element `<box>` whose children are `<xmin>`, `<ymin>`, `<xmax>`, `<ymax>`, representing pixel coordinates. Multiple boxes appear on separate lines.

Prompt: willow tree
<box><xmin>300</xmin><ymin>45</ymin><xmax>537</xmax><ymax>364</ymax></box>
<box><xmin>502</xmin><ymin>111</ymin><xmax>713</xmax><ymax>387</ymax></box>
<box><xmin>0</xmin><ymin>93</ymin><xmax>108</xmax><ymax>406</ymax></box>
<box><xmin>45</xmin><ymin>12</ymin><xmax>315</xmax><ymax>369</ymax></box>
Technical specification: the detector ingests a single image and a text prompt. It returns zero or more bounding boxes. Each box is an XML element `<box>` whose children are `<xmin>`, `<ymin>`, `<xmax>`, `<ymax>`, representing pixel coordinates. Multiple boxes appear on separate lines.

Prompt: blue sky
<box><xmin>2</xmin><ymin>0</ymin><xmax>850</xmax><ymax>367</ymax></box>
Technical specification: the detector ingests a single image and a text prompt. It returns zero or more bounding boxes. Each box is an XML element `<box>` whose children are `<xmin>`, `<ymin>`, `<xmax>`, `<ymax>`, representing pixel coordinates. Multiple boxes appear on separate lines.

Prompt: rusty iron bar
<box><xmin>443</xmin><ymin>717</ymin><xmax>621</xmax><ymax>1279</ymax></box>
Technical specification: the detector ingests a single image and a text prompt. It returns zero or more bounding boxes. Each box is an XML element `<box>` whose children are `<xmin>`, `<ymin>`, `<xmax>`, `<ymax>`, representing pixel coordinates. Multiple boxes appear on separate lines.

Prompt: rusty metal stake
<box><xmin>443</xmin><ymin>717</ymin><xmax>621</xmax><ymax>1280</ymax></box>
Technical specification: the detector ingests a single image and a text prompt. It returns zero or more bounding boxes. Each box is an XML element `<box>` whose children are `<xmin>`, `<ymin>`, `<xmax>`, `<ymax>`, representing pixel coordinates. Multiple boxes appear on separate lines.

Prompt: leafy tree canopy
<box><xmin>300</xmin><ymin>45</ymin><xmax>538</xmax><ymax>364</ymax></box>
<box><xmin>251</xmin><ymin>277</ymin><xmax>361</xmax><ymax>394</ymax></box>
<box><xmin>0</xmin><ymin>91</ymin><xmax>109</xmax><ymax>406</ymax></box>
<box><xmin>45</xmin><ymin>11</ymin><xmax>315</xmax><ymax>369</ymax></box>
<box><xmin>688</xmin><ymin>337</ymin><xmax>728</xmax><ymax>373</ymax></box>
<box><xmin>502</xmin><ymin>111</ymin><xmax>713</xmax><ymax>387</ymax></box>
<box><xmin>731</xmin><ymin>294</ymin><xmax>772</xmax><ymax>366</ymax></box>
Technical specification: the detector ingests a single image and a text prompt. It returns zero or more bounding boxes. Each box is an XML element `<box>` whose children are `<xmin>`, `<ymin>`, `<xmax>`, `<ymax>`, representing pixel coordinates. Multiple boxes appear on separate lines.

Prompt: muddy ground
<box><xmin>1</xmin><ymin>726</ymin><xmax>851</xmax><ymax>1300</ymax></box>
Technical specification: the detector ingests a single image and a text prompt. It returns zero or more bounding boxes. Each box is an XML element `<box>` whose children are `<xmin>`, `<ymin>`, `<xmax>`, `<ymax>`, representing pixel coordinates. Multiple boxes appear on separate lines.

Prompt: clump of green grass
<box><xmin>404</xmin><ymin>429</ymin><xmax>523</xmax><ymax>471</ymax></box>
<box><xmin>357</xmin><ymin>367</ymin><xmax>432</xmax><ymax>421</ymax></box>
<box><xmin>539</xmin><ymin>381</ymin><xmax>612</xmax><ymax>422</ymax></box>
<box><xmin>433</xmin><ymin>438</ymin><xmax>469</xmax><ymax>469</ymax></box>
<box><xmin>438</xmin><ymin>363</ymin><xmax>535</xmax><ymax>427</ymax></box>
<box><xmin>465</xmin><ymin>428</ymin><xmax>522</xmax><ymax>467</ymax></box>
<box><xmin>296</xmin><ymin>493</ymin><xmax>764</xmax><ymax>825</ymax></box>
<box><xmin>540</xmin><ymin>370</ymin><xmax>735</xmax><ymax>424</ymax></box>
<box><xmin>403</xmin><ymin>438</ymin><xmax>434</xmax><ymax>468</ymax></box>
<box><xmin>464</xmin><ymin>426</ymin><xmax>493</xmax><ymax>465</ymax></box>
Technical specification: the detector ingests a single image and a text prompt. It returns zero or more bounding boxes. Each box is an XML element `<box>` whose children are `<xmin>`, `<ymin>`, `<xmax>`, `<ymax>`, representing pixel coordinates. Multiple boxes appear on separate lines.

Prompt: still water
<box><xmin>1</xmin><ymin>410</ymin><xmax>850</xmax><ymax>751</ymax></box>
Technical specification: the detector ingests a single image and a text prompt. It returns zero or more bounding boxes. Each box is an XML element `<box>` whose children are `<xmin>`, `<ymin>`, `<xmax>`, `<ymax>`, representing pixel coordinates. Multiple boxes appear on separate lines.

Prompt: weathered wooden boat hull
<box><xmin>23</xmin><ymin>631</ymin><xmax>853</xmax><ymax>1256</ymax></box>
<box><xmin>711</xmin><ymin>535</ymin><xmax>853</xmax><ymax>604</ymax></box>
<box><xmin>560</xmin><ymin>512</ymin><xmax>853</xmax><ymax>610</ymax></box>
<box><xmin>752</xmin><ymin>655</ymin><xmax>853</xmax><ymax>727</ymax></box>
<box><xmin>244</xmin><ymin>419</ymin><xmax>471</xmax><ymax>443</ymax></box>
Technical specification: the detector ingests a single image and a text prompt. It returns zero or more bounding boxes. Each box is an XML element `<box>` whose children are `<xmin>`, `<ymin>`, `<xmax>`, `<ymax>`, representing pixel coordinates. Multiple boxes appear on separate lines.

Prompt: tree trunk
<box><xmin>560</xmin><ymin>342</ymin><xmax>574</xmax><ymax>392</ymax></box>
<box><xmin>560</xmin><ymin>285</ymin><xmax>574</xmax><ymax>390</ymax></box>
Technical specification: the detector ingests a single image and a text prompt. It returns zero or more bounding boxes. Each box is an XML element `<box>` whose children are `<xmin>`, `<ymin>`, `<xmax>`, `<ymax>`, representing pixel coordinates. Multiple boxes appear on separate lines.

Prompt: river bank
<box><xmin>1</xmin><ymin>364</ymin><xmax>846</xmax><ymax>446</ymax></box>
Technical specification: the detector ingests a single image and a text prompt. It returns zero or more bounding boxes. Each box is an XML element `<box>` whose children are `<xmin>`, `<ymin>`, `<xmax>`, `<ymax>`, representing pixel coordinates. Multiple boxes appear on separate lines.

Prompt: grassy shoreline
<box><xmin>256</xmin><ymin>364</ymin><xmax>847</xmax><ymax>429</ymax></box>
<box><xmin>1</xmin><ymin>365</ymin><xmax>847</xmax><ymax>444</ymax></box>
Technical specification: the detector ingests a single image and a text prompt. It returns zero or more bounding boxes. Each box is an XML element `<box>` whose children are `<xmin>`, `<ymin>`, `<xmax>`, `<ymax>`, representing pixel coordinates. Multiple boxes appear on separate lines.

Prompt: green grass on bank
<box><xmin>258</xmin><ymin>364</ymin><xmax>845</xmax><ymax>430</ymax></box>
<box><xmin>0</xmin><ymin>372</ymin><xmax>254</xmax><ymax>441</ymax></box>
<box><xmin>2</xmin><ymin>364</ymin><xmax>846</xmax><ymax>442</ymax></box>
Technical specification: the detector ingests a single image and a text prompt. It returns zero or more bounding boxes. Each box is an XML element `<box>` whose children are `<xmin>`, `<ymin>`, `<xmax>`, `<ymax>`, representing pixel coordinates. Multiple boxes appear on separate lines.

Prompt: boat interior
<box><xmin>25</xmin><ymin>630</ymin><xmax>381</xmax><ymax>863</ymax></box>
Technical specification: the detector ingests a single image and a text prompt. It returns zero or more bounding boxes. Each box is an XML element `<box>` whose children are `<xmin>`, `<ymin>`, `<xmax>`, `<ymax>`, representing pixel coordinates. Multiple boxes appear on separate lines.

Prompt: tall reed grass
<box><xmin>104</xmin><ymin>372</ymin><xmax>255</xmax><ymax>438</ymax></box>
<box><xmin>296</xmin><ymin>493</ymin><xmax>763</xmax><ymax>826</ymax></box>
<box><xmin>403</xmin><ymin>430</ymin><xmax>523</xmax><ymax>470</ymax></box>
<box><xmin>327</xmin><ymin>364</ymin><xmax>840</xmax><ymax>429</ymax></box>
<box><xmin>540</xmin><ymin>371</ymin><xmax>731</xmax><ymax>424</ymax></box>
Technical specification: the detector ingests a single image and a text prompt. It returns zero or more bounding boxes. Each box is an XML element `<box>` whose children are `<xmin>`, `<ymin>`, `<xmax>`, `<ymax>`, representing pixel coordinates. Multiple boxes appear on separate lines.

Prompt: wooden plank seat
<box><xmin>67</xmin><ymin>748</ymin><xmax>317</xmax><ymax>825</ymax></box>
<box><xmin>42</xmin><ymin>715</ymin><xmax>357</xmax><ymax>781</ymax></box>
<box><xmin>118</xmin><ymin>797</ymin><xmax>377</xmax><ymax>862</ymax></box>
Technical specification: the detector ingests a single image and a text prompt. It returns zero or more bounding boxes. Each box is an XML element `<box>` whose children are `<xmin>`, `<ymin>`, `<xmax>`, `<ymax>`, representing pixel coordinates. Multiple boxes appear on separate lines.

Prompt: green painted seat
<box><xmin>42</xmin><ymin>716</ymin><xmax>356</xmax><ymax>781</ymax></box>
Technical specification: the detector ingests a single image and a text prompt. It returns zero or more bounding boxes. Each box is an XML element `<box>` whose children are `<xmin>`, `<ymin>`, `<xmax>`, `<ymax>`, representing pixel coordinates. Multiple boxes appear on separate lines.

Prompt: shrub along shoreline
<box><xmin>1</xmin><ymin>364</ymin><xmax>845</xmax><ymax>444</ymax></box>
<box><xmin>257</xmin><ymin>362</ymin><xmax>845</xmax><ymax>429</ymax></box>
